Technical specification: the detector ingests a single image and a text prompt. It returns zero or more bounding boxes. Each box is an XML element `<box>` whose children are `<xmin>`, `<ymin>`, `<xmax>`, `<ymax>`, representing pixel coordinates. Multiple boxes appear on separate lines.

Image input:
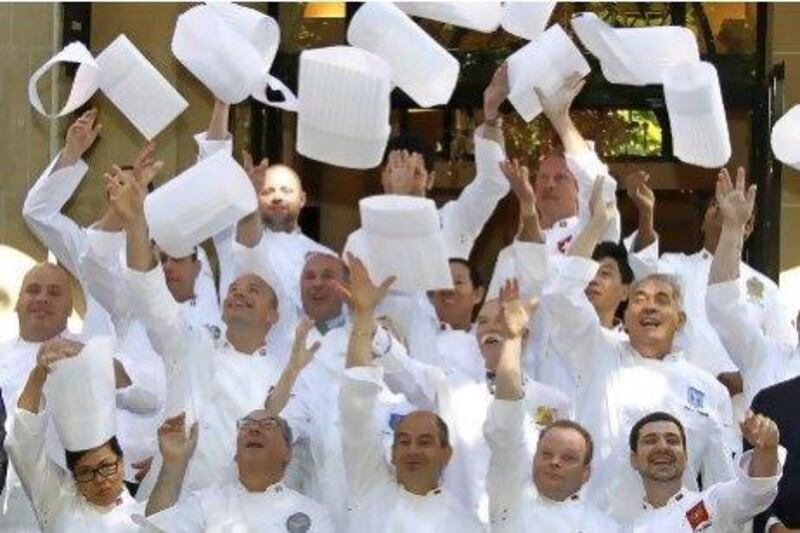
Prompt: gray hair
<box><xmin>630</xmin><ymin>273</ymin><xmax>683</xmax><ymax>309</ymax></box>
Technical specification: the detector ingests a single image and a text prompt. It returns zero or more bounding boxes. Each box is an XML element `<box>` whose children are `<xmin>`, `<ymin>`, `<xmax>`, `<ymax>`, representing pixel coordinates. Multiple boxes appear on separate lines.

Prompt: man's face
<box><xmin>532</xmin><ymin>427</ymin><xmax>591</xmax><ymax>501</ymax></box>
<box><xmin>300</xmin><ymin>254</ymin><xmax>346</xmax><ymax>322</ymax></box>
<box><xmin>73</xmin><ymin>443</ymin><xmax>124</xmax><ymax>507</ymax></box>
<box><xmin>533</xmin><ymin>155</ymin><xmax>578</xmax><ymax>226</ymax></box>
<box><xmin>585</xmin><ymin>257</ymin><xmax>629</xmax><ymax>319</ymax></box>
<box><xmin>630</xmin><ymin>421</ymin><xmax>687</xmax><ymax>483</ymax></box>
<box><xmin>624</xmin><ymin>278</ymin><xmax>685</xmax><ymax>356</ymax></box>
<box><xmin>234</xmin><ymin>409</ymin><xmax>291</xmax><ymax>481</ymax></box>
<box><xmin>475</xmin><ymin>299</ymin><xmax>507</xmax><ymax>371</ymax></box>
<box><xmin>429</xmin><ymin>262</ymin><xmax>483</xmax><ymax>329</ymax></box>
<box><xmin>15</xmin><ymin>264</ymin><xmax>73</xmax><ymax>342</ymax></box>
<box><xmin>259</xmin><ymin>166</ymin><xmax>306</xmax><ymax>231</ymax></box>
<box><xmin>222</xmin><ymin>274</ymin><xmax>278</xmax><ymax>331</ymax></box>
<box><xmin>157</xmin><ymin>248</ymin><xmax>200</xmax><ymax>304</ymax></box>
<box><xmin>391</xmin><ymin>411</ymin><xmax>452</xmax><ymax>488</ymax></box>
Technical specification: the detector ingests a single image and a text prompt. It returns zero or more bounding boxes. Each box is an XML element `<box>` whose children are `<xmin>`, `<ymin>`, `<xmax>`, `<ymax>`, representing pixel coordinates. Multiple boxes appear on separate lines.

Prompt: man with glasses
<box><xmin>144</xmin><ymin>410</ymin><xmax>333</xmax><ymax>532</ymax></box>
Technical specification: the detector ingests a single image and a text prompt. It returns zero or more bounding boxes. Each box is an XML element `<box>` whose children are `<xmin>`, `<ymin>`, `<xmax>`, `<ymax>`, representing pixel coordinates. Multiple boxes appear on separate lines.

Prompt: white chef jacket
<box><xmin>706</xmin><ymin>279</ymin><xmax>800</xmax><ymax>406</ymax></box>
<box><xmin>626</xmin><ymin>450</ymin><xmax>781</xmax><ymax>532</ymax></box>
<box><xmin>339</xmin><ymin>366</ymin><xmax>484</xmax><ymax>533</ymax></box>
<box><xmin>483</xmin><ymin>398</ymin><xmax>619</xmax><ymax>532</ymax></box>
<box><xmin>0</xmin><ymin>333</ymin><xmax>158</xmax><ymax>531</ymax></box>
<box><xmin>343</xmin><ymin>125</ymin><xmax>510</xmax><ymax>263</ymax></box>
<box><xmin>22</xmin><ymin>152</ymin><xmax>219</xmax><ymax>338</ymax></box>
<box><xmin>626</xmin><ymin>237</ymin><xmax>796</xmax><ymax>377</ymax></box>
<box><xmin>142</xmin><ymin>481</ymin><xmax>334</xmax><ymax>532</ymax></box>
<box><xmin>125</xmin><ymin>266</ymin><xmax>313</xmax><ymax>497</ymax></box>
<box><xmin>6</xmin><ymin>407</ymin><xmax>143</xmax><ymax>532</ymax></box>
<box><xmin>281</xmin><ymin>311</ymin><xmax>423</xmax><ymax>529</ymax></box>
<box><xmin>79</xmin><ymin>228</ymin><xmax>220</xmax><ymax>478</ymax></box>
<box><xmin>541</xmin><ymin>256</ymin><xmax>736</xmax><ymax>519</ymax></box>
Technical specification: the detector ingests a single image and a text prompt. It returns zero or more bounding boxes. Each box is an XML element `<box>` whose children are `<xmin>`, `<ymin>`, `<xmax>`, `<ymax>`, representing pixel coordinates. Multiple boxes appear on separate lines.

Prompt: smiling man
<box><xmin>626</xmin><ymin>411</ymin><xmax>781</xmax><ymax>532</ymax></box>
<box><xmin>145</xmin><ymin>411</ymin><xmax>333</xmax><ymax>531</ymax></box>
<box><xmin>541</xmin><ymin>182</ymin><xmax>736</xmax><ymax>519</ymax></box>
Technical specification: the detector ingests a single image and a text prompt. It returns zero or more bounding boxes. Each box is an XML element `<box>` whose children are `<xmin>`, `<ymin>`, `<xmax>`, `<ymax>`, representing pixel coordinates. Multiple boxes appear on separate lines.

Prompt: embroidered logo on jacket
<box><xmin>685</xmin><ymin>500</ymin><xmax>712</xmax><ymax>531</ymax></box>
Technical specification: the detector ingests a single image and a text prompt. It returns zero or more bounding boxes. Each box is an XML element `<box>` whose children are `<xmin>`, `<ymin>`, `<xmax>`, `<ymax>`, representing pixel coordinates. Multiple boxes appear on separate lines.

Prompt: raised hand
<box><xmin>536</xmin><ymin>73</ymin><xmax>585</xmax><ymax>128</ymax></box>
<box><xmin>132</xmin><ymin>457</ymin><xmax>153</xmax><ymax>483</ymax></box>
<box><xmin>589</xmin><ymin>175</ymin><xmax>616</xmax><ymax>227</ymax></box>
<box><xmin>132</xmin><ymin>141</ymin><xmax>164</xmax><ymax>188</ymax></box>
<box><xmin>36</xmin><ymin>338</ymin><xmax>84</xmax><ymax>372</ymax></box>
<box><xmin>740</xmin><ymin>410</ymin><xmax>779</xmax><ymax>450</ymax></box>
<box><xmin>498</xmin><ymin>278</ymin><xmax>536</xmax><ymax>340</ymax></box>
<box><xmin>500</xmin><ymin>159</ymin><xmax>535</xmax><ymax>211</ymax></box>
<box><xmin>716</xmin><ymin>167</ymin><xmax>756</xmax><ymax>230</ymax></box>
<box><xmin>381</xmin><ymin>150</ymin><xmax>429</xmax><ymax>197</ymax></box>
<box><xmin>338</xmin><ymin>253</ymin><xmax>396</xmax><ymax>315</ymax></box>
<box><xmin>106</xmin><ymin>166</ymin><xmax>146</xmax><ymax>226</ymax></box>
<box><xmin>288</xmin><ymin>318</ymin><xmax>321</xmax><ymax>371</ymax></box>
<box><xmin>625</xmin><ymin>171</ymin><xmax>655</xmax><ymax>213</ymax></box>
<box><xmin>63</xmin><ymin>108</ymin><xmax>102</xmax><ymax>164</ymax></box>
<box><xmin>484</xmin><ymin>62</ymin><xmax>509</xmax><ymax>122</ymax></box>
<box><xmin>243</xmin><ymin>149</ymin><xmax>270</xmax><ymax>193</ymax></box>
<box><xmin>157</xmin><ymin>413</ymin><xmax>199</xmax><ymax>467</ymax></box>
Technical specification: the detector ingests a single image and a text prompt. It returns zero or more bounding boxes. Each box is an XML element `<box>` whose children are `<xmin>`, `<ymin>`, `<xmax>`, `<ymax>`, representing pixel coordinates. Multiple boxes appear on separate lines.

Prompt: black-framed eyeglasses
<box><xmin>73</xmin><ymin>459</ymin><xmax>122</xmax><ymax>483</ymax></box>
<box><xmin>237</xmin><ymin>416</ymin><xmax>280</xmax><ymax>431</ymax></box>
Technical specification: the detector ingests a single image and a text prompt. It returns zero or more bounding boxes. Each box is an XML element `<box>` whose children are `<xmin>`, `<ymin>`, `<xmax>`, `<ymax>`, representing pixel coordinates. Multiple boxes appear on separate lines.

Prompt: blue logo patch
<box><xmin>688</xmin><ymin>386</ymin><xmax>705</xmax><ymax>409</ymax></box>
<box><xmin>389</xmin><ymin>413</ymin><xmax>405</xmax><ymax>431</ymax></box>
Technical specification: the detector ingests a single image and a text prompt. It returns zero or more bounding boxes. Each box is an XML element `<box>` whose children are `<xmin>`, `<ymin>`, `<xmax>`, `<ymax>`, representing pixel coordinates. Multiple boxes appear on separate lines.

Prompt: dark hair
<box><xmin>275</xmin><ymin>416</ymin><xmax>293</xmax><ymax>448</ymax></box>
<box><xmin>629</xmin><ymin>412</ymin><xmax>686</xmax><ymax>452</ymax></box>
<box><xmin>65</xmin><ymin>435</ymin><xmax>123</xmax><ymax>474</ymax></box>
<box><xmin>539</xmin><ymin>420</ymin><xmax>594</xmax><ymax>465</ymax></box>
<box><xmin>392</xmin><ymin>412</ymin><xmax>451</xmax><ymax>448</ymax></box>
<box><xmin>448</xmin><ymin>258</ymin><xmax>483</xmax><ymax>289</ymax></box>
<box><xmin>384</xmin><ymin>132</ymin><xmax>436</xmax><ymax>173</ymax></box>
<box><xmin>592</xmin><ymin>241</ymin><xmax>634</xmax><ymax>285</ymax></box>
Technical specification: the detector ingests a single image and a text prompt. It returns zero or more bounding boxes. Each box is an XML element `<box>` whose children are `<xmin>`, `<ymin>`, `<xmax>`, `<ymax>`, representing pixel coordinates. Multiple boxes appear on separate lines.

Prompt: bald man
<box><xmin>337</xmin><ymin>256</ymin><xmax>482</xmax><ymax>532</ymax></box>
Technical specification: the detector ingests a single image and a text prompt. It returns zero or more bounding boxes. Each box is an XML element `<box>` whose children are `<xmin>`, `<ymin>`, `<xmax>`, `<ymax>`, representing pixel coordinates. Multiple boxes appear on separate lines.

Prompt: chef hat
<box><xmin>359</xmin><ymin>195</ymin><xmax>453</xmax><ymax>292</ymax></box>
<box><xmin>144</xmin><ymin>150</ymin><xmax>257</xmax><ymax>258</ymax></box>
<box><xmin>47</xmin><ymin>337</ymin><xmax>116</xmax><ymax>452</ymax></box>
<box><xmin>771</xmin><ymin>105</ymin><xmax>800</xmax><ymax>171</ymax></box>
<box><xmin>172</xmin><ymin>3</ymin><xmax>280</xmax><ymax>105</ymax></box>
<box><xmin>501</xmin><ymin>1</ymin><xmax>556</xmax><ymax>41</ymax></box>
<box><xmin>397</xmin><ymin>2</ymin><xmax>502</xmax><ymax>33</ymax></box>
<box><xmin>507</xmin><ymin>24</ymin><xmax>591</xmax><ymax>122</ymax></box>
<box><xmin>296</xmin><ymin>46</ymin><xmax>392</xmax><ymax>169</ymax></box>
<box><xmin>347</xmin><ymin>2</ymin><xmax>459</xmax><ymax>108</ymax></box>
<box><xmin>663</xmin><ymin>61</ymin><xmax>731</xmax><ymax>169</ymax></box>
<box><xmin>571</xmin><ymin>12</ymin><xmax>700</xmax><ymax>86</ymax></box>
<box><xmin>29</xmin><ymin>36</ymin><xmax>188</xmax><ymax>140</ymax></box>
<box><xmin>95</xmin><ymin>35</ymin><xmax>189</xmax><ymax>140</ymax></box>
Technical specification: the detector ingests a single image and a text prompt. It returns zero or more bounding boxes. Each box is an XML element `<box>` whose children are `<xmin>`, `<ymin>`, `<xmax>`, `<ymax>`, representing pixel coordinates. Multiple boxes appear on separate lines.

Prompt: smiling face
<box><xmin>259</xmin><ymin>165</ymin><xmax>306</xmax><ymax>232</ymax></box>
<box><xmin>222</xmin><ymin>273</ymin><xmax>278</xmax><ymax>331</ymax></box>
<box><xmin>532</xmin><ymin>426</ymin><xmax>591</xmax><ymax>501</ymax></box>
<box><xmin>234</xmin><ymin>409</ymin><xmax>291</xmax><ymax>483</ymax></box>
<box><xmin>630</xmin><ymin>420</ymin><xmax>687</xmax><ymax>483</ymax></box>
<box><xmin>391</xmin><ymin>411</ymin><xmax>452</xmax><ymax>492</ymax></box>
<box><xmin>16</xmin><ymin>264</ymin><xmax>73</xmax><ymax>342</ymax></box>
<box><xmin>533</xmin><ymin>154</ymin><xmax>579</xmax><ymax>228</ymax></box>
<box><xmin>429</xmin><ymin>261</ymin><xmax>484</xmax><ymax>330</ymax></box>
<box><xmin>624</xmin><ymin>276</ymin><xmax>685</xmax><ymax>358</ymax></box>
<box><xmin>475</xmin><ymin>299</ymin><xmax>508</xmax><ymax>371</ymax></box>
<box><xmin>72</xmin><ymin>443</ymin><xmax>124</xmax><ymax>507</ymax></box>
<box><xmin>300</xmin><ymin>253</ymin><xmax>346</xmax><ymax>323</ymax></box>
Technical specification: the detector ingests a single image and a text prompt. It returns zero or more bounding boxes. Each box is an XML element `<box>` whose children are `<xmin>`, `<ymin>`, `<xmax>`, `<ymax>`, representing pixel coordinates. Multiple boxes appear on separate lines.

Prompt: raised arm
<box><xmin>338</xmin><ymin>254</ymin><xmax>397</xmax><ymax>499</ymax></box>
<box><xmin>568</xmin><ymin>176</ymin><xmax>615</xmax><ymax>258</ymax></box>
<box><xmin>539</xmin><ymin>75</ymin><xmax>621</xmax><ymax>243</ymax></box>
<box><xmin>709</xmin><ymin>167</ymin><xmax>755</xmax><ymax>286</ymax></box>
<box><xmin>22</xmin><ymin>109</ymin><xmax>101</xmax><ymax>278</ymax></box>
<box><xmin>8</xmin><ymin>340</ymin><xmax>84</xmax><ymax>519</ymax></box>
<box><xmin>264</xmin><ymin>318</ymin><xmax>320</xmax><ymax>417</ymax></box>
<box><xmin>145</xmin><ymin>413</ymin><xmax>199</xmax><ymax>516</ymax></box>
<box><xmin>236</xmin><ymin>151</ymin><xmax>270</xmax><ymax>249</ymax></box>
<box><xmin>438</xmin><ymin>63</ymin><xmax>511</xmax><ymax>258</ymax></box>
<box><xmin>626</xmin><ymin>170</ymin><xmax>657</xmax><ymax>252</ymax></box>
<box><xmin>484</xmin><ymin>282</ymin><xmax>535</xmax><ymax>522</ymax></box>
<box><xmin>711</xmin><ymin>411</ymin><xmax>781</xmax><ymax>525</ymax></box>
